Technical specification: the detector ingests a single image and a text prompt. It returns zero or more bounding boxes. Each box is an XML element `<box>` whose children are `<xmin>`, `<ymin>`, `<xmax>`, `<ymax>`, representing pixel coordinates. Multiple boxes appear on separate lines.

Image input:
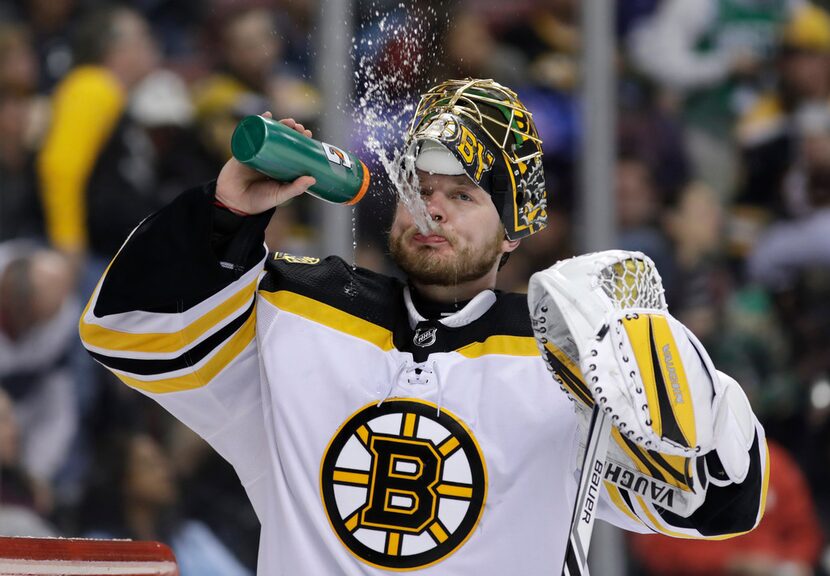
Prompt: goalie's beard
<box><xmin>388</xmin><ymin>225</ymin><xmax>504</xmax><ymax>286</ymax></box>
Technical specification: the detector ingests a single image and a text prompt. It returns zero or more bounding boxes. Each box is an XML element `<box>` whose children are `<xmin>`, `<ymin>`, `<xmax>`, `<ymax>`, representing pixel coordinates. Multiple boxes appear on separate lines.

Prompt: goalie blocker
<box><xmin>528</xmin><ymin>250</ymin><xmax>768</xmax><ymax>535</ymax></box>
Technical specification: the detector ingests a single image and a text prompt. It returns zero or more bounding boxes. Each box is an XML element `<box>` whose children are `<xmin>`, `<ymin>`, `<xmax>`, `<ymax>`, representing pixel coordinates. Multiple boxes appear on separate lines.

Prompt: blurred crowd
<box><xmin>1</xmin><ymin>0</ymin><xmax>830</xmax><ymax>574</ymax></box>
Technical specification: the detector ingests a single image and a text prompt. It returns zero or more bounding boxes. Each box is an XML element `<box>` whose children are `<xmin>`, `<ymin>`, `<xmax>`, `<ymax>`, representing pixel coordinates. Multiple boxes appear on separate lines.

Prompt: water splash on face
<box><xmin>351</xmin><ymin>2</ymin><xmax>441</xmax><ymax>234</ymax></box>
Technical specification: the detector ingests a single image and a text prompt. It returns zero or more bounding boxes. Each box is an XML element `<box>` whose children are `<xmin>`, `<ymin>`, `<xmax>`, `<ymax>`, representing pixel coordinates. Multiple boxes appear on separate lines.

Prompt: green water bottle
<box><xmin>231</xmin><ymin>115</ymin><xmax>370</xmax><ymax>205</ymax></box>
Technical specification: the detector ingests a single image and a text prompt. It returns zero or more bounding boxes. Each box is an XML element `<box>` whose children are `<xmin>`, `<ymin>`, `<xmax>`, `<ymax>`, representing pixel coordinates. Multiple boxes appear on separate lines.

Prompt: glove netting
<box><xmin>595</xmin><ymin>256</ymin><xmax>667</xmax><ymax>311</ymax></box>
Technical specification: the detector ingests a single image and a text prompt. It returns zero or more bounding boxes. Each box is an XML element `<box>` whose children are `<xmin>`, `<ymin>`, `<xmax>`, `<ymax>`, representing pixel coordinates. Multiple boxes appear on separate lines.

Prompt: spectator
<box><xmin>11</xmin><ymin>0</ymin><xmax>80</xmax><ymax>92</ymax></box>
<box><xmin>169</xmin><ymin>422</ymin><xmax>260</xmax><ymax>570</ymax></box>
<box><xmin>738</xmin><ymin>2</ymin><xmax>830</xmax><ymax>215</ymax></box>
<box><xmin>629</xmin><ymin>440</ymin><xmax>822</xmax><ymax>576</ymax></box>
<box><xmin>130</xmin><ymin>0</ymin><xmax>206</xmax><ymax>59</ymax></box>
<box><xmin>274</xmin><ymin>0</ymin><xmax>317</xmax><ymax>78</ymax></box>
<box><xmin>747</xmin><ymin>108</ymin><xmax>830</xmax><ymax>290</ymax></box>
<box><xmin>617</xmin><ymin>0</ymin><xmax>662</xmax><ymax>40</ymax></box>
<box><xmin>0</xmin><ymin>23</ymin><xmax>48</xmax><ymax>242</ymax></box>
<box><xmin>615</xmin><ymin>155</ymin><xmax>676</xmax><ymax>294</ymax></box>
<box><xmin>0</xmin><ymin>388</ymin><xmax>56</xmax><ymax>537</ymax></box>
<box><xmin>500</xmin><ymin>0</ymin><xmax>580</xmax><ymax>93</ymax></box>
<box><xmin>629</xmin><ymin>0</ymin><xmax>796</xmax><ymax>198</ymax></box>
<box><xmin>0</xmin><ymin>243</ymin><xmax>78</xmax><ymax>489</ymax></box>
<box><xmin>128</xmin><ymin>68</ymin><xmax>215</xmax><ymax>202</ymax></box>
<box><xmin>0</xmin><ymin>22</ymin><xmax>38</xmax><ymax>96</ymax></box>
<box><xmin>0</xmin><ymin>90</ymin><xmax>43</xmax><ymax>242</ymax></box>
<box><xmin>37</xmin><ymin>5</ymin><xmax>162</xmax><ymax>277</ymax></box>
<box><xmin>194</xmin><ymin>7</ymin><xmax>274</xmax><ymax>165</ymax></box>
<box><xmin>617</xmin><ymin>77</ymin><xmax>691</xmax><ymax>204</ymax></box>
<box><xmin>81</xmin><ymin>432</ymin><xmax>252</xmax><ymax>576</ymax></box>
<box><xmin>193</xmin><ymin>6</ymin><xmax>319</xmax><ymax>166</ymax></box>
<box><xmin>747</xmin><ymin>108</ymin><xmax>830</xmax><ymax>404</ymax></box>
<box><xmin>438</xmin><ymin>8</ymin><xmax>527</xmax><ymax>88</ymax></box>
<box><xmin>664</xmin><ymin>180</ymin><xmax>724</xmax><ymax>311</ymax></box>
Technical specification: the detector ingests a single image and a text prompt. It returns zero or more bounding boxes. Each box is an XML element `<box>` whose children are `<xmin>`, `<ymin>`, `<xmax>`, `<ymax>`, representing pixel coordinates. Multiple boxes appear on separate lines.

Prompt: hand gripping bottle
<box><xmin>231</xmin><ymin>115</ymin><xmax>370</xmax><ymax>205</ymax></box>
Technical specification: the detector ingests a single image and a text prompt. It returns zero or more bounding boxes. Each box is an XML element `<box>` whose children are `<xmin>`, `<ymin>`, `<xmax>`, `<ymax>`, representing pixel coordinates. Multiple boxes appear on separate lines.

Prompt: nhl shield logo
<box><xmin>413</xmin><ymin>327</ymin><xmax>438</xmax><ymax>347</ymax></box>
<box><xmin>320</xmin><ymin>399</ymin><xmax>487</xmax><ymax>570</ymax></box>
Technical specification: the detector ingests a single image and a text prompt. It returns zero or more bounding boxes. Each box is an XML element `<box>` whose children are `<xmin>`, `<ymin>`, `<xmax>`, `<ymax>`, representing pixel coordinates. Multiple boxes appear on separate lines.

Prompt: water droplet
<box><xmin>349</xmin><ymin>2</ymin><xmax>438</xmax><ymax>234</ymax></box>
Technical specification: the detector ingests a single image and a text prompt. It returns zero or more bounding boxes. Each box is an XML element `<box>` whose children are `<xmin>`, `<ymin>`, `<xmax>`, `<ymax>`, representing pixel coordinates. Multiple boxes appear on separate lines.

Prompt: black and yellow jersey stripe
<box><xmin>259</xmin><ymin>245</ymin><xmax>539</xmax><ymax>361</ymax></box>
<box><xmin>80</xmin><ymin>183</ymin><xmax>270</xmax><ymax>394</ymax></box>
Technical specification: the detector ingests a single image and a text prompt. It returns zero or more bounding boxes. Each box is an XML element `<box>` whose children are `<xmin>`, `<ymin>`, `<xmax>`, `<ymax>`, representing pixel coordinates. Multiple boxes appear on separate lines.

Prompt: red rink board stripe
<box><xmin>0</xmin><ymin>558</ymin><xmax>178</xmax><ymax>575</ymax></box>
<box><xmin>0</xmin><ymin>537</ymin><xmax>178</xmax><ymax>576</ymax></box>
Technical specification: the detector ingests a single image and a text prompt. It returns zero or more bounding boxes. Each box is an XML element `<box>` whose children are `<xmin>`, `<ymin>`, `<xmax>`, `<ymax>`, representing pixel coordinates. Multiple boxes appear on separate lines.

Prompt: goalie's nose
<box><xmin>425</xmin><ymin>196</ymin><xmax>446</xmax><ymax>223</ymax></box>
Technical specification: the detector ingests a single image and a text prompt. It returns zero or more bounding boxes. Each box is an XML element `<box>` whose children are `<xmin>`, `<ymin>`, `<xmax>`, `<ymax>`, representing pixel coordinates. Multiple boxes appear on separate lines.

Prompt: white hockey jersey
<box><xmin>80</xmin><ymin>186</ymin><xmax>768</xmax><ymax>574</ymax></box>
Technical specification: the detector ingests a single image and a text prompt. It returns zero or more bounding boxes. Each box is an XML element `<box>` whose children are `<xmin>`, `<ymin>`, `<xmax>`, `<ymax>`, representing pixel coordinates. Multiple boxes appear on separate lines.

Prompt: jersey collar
<box><xmin>403</xmin><ymin>286</ymin><xmax>497</xmax><ymax>329</ymax></box>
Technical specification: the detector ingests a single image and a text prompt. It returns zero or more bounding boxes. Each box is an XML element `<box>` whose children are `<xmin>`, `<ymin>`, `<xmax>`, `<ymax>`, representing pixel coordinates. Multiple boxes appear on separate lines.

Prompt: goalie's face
<box><xmin>389</xmin><ymin>171</ymin><xmax>518</xmax><ymax>288</ymax></box>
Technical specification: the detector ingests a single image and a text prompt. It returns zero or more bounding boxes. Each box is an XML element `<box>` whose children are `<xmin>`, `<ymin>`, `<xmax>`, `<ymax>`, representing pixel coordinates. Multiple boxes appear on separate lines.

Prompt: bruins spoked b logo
<box><xmin>320</xmin><ymin>399</ymin><xmax>487</xmax><ymax>570</ymax></box>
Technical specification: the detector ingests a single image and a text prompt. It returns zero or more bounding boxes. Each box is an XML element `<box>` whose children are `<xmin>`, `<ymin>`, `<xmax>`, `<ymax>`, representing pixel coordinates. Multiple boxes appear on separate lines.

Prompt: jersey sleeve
<box><xmin>78</xmin><ymin>182</ymin><xmax>275</xmax><ymax>514</ymax></box>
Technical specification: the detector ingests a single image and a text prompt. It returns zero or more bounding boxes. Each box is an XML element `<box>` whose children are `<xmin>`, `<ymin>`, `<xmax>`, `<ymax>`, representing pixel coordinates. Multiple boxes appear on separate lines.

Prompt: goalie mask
<box><xmin>404</xmin><ymin>78</ymin><xmax>547</xmax><ymax>240</ymax></box>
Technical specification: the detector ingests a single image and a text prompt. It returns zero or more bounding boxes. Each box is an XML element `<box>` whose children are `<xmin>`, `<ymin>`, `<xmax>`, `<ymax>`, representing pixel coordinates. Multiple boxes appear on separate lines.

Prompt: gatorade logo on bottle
<box><xmin>322</xmin><ymin>142</ymin><xmax>354</xmax><ymax>169</ymax></box>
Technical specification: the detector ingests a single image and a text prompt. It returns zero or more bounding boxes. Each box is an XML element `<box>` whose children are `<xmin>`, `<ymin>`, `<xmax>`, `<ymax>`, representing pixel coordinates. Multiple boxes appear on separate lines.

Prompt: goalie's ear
<box><xmin>499</xmin><ymin>235</ymin><xmax>521</xmax><ymax>270</ymax></box>
<box><xmin>501</xmin><ymin>237</ymin><xmax>520</xmax><ymax>254</ymax></box>
<box><xmin>497</xmin><ymin>237</ymin><xmax>520</xmax><ymax>269</ymax></box>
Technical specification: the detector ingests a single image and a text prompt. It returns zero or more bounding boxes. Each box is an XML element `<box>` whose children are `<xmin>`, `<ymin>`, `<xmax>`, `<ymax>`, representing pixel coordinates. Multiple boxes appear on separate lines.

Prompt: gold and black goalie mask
<box><xmin>404</xmin><ymin>78</ymin><xmax>547</xmax><ymax>240</ymax></box>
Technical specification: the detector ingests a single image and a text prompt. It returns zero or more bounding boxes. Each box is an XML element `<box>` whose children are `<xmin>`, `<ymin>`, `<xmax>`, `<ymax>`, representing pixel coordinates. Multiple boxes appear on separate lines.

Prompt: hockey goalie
<box><xmin>80</xmin><ymin>78</ymin><xmax>767</xmax><ymax>575</ymax></box>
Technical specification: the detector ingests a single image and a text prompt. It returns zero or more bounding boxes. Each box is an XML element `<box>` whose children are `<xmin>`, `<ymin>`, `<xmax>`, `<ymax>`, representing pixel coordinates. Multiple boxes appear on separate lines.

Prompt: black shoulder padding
<box><xmin>261</xmin><ymin>255</ymin><xmax>407</xmax><ymax>332</ymax></box>
<box><xmin>486</xmin><ymin>292</ymin><xmax>534</xmax><ymax>337</ymax></box>
<box><xmin>261</xmin><ymin>258</ymin><xmax>534</xmax><ymax>355</ymax></box>
<box><xmin>95</xmin><ymin>182</ymin><xmax>273</xmax><ymax>316</ymax></box>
